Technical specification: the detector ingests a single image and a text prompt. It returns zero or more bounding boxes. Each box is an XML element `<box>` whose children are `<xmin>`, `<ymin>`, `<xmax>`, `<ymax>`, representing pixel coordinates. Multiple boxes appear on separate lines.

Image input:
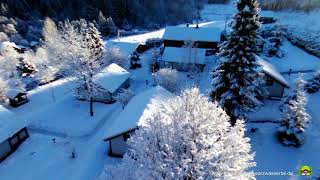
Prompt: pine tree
<box><xmin>82</xmin><ymin>20</ymin><xmax>104</xmax><ymax>64</ymax></box>
<box><xmin>211</xmin><ymin>0</ymin><xmax>265</xmax><ymax>125</ymax></box>
<box><xmin>264</xmin><ymin>25</ymin><xmax>283</xmax><ymax>58</ymax></box>
<box><xmin>129</xmin><ymin>51</ymin><xmax>141</xmax><ymax>69</ymax></box>
<box><xmin>99</xmin><ymin>88</ymin><xmax>256</xmax><ymax>180</ymax></box>
<box><xmin>305</xmin><ymin>71</ymin><xmax>320</xmax><ymax>93</ymax></box>
<box><xmin>278</xmin><ymin>75</ymin><xmax>310</xmax><ymax>147</ymax></box>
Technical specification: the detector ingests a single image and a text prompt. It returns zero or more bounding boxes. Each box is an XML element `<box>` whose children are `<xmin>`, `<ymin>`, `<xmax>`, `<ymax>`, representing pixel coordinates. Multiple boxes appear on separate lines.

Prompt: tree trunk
<box><xmin>90</xmin><ymin>96</ymin><xmax>94</xmax><ymax>116</ymax></box>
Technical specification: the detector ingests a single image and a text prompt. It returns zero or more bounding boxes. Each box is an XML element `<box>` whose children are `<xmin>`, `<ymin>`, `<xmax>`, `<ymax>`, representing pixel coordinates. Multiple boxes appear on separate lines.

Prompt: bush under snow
<box><xmin>154</xmin><ymin>68</ymin><xmax>179</xmax><ymax>93</ymax></box>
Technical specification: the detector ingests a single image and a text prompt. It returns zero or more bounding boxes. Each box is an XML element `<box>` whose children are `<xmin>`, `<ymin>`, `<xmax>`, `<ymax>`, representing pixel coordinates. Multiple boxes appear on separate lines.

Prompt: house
<box><xmin>6</xmin><ymin>90</ymin><xmax>29</xmax><ymax>107</ymax></box>
<box><xmin>162</xmin><ymin>26</ymin><xmax>223</xmax><ymax>53</ymax></box>
<box><xmin>256</xmin><ymin>55</ymin><xmax>290</xmax><ymax>99</ymax></box>
<box><xmin>103</xmin><ymin>86</ymin><xmax>173</xmax><ymax>157</ymax></box>
<box><xmin>159</xmin><ymin>47</ymin><xmax>206</xmax><ymax>72</ymax></box>
<box><xmin>77</xmin><ymin>63</ymin><xmax>130</xmax><ymax>103</ymax></box>
<box><xmin>0</xmin><ymin>105</ymin><xmax>29</xmax><ymax>163</ymax></box>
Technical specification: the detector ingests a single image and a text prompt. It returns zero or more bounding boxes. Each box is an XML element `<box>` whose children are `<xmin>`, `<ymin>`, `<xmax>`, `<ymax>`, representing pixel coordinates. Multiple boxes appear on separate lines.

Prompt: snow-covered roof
<box><xmin>6</xmin><ymin>89</ymin><xmax>25</xmax><ymax>99</ymax></box>
<box><xmin>162</xmin><ymin>26</ymin><xmax>222</xmax><ymax>42</ymax></box>
<box><xmin>256</xmin><ymin>55</ymin><xmax>290</xmax><ymax>88</ymax></box>
<box><xmin>94</xmin><ymin>63</ymin><xmax>130</xmax><ymax>93</ymax></box>
<box><xmin>0</xmin><ymin>41</ymin><xmax>27</xmax><ymax>50</ymax></box>
<box><xmin>161</xmin><ymin>47</ymin><xmax>206</xmax><ymax>65</ymax></box>
<box><xmin>0</xmin><ymin>105</ymin><xmax>28</xmax><ymax>143</ymax></box>
<box><xmin>103</xmin><ymin>86</ymin><xmax>174</xmax><ymax>140</ymax></box>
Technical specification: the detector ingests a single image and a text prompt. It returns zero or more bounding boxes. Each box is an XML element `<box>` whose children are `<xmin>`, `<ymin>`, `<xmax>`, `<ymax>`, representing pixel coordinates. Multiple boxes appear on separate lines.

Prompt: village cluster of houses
<box><xmin>0</xmin><ymin>23</ymin><xmax>291</xmax><ymax>162</ymax></box>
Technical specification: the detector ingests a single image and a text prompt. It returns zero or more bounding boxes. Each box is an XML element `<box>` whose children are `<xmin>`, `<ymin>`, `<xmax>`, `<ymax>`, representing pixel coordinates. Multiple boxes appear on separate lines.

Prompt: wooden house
<box><xmin>76</xmin><ymin>63</ymin><xmax>130</xmax><ymax>103</ymax></box>
<box><xmin>0</xmin><ymin>105</ymin><xmax>29</xmax><ymax>163</ymax></box>
<box><xmin>6</xmin><ymin>90</ymin><xmax>29</xmax><ymax>107</ymax></box>
<box><xmin>103</xmin><ymin>86</ymin><xmax>173</xmax><ymax>157</ymax></box>
<box><xmin>256</xmin><ymin>55</ymin><xmax>290</xmax><ymax>99</ymax></box>
<box><xmin>162</xmin><ymin>26</ymin><xmax>223</xmax><ymax>53</ymax></box>
<box><xmin>159</xmin><ymin>47</ymin><xmax>206</xmax><ymax>72</ymax></box>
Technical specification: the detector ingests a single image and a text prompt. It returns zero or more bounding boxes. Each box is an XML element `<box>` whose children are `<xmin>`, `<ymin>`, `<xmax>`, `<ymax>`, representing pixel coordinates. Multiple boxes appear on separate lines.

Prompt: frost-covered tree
<box><xmin>0</xmin><ymin>44</ymin><xmax>25</xmax><ymax>92</ymax></box>
<box><xmin>97</xmin><ymin>11</ymin><xmax>117</xmax><ymax>36</ymax></box>
<box><xmin>43</xmin><ymin>18</ymin><xmax>103</xmax><ymax>116</ymax></box>
<box><xmin>154</xmin><ymin>68</ymin><xmax>179</xmax><ymax>93</ymax></box>
<box><xmin>32</xmin><ymin>47</ymin><xmax>58</xmax><ymax>84</ymax></box>
<box><xmin>278</xmin><ymin>76</ymin><xmax>310</xmax><ymax>147</ymax></box>
<box><xmin>77</xmin><ymin>19</ymin><xmax>104</xmax><ymax>64</ymax></box>
<box><xmin>104</xmin><ymin>47</ymin><xmax>127</xmax><ymax>68</ymax></box>
<box><xmin>211</xmin><ymin>0</ymin><xmax>265</xmax><ymax>125</ymax></box>
<box><xmin>305</xmin><ymin>71</ymin><xmax>320</xmax><ymax>93</ymax></box>
<box><xmin>264</xmin><ymin>26</ymin><xmax>283</xmax><ymax>58</ymax></box>
<box><xmin>129</xmin><ymin>51</ymin><xmax>141</xmax><ymax>69</ymax></box>
<box><xmin>99</xmin><ymin>88</ymin><xmax>256</xmax><ymax>180</ymax></box>
<box><xmin>116</xmin><ymin>88</ymin><xmax>134</xmax><ymax>109</ymax></box>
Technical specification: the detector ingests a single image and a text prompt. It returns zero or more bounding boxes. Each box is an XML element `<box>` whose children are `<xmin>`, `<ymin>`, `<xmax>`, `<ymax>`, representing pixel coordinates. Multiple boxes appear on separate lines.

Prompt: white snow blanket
<box><xmin>94</xmin><ymin>63</ymin><xmax>130</xmax><ymax>94</ymax></box>
<box><xmin>103</xmin><ymin>86</ymin><xmax>173</xmax><ymax>140</ymax></box>
<box><xmin>162</xmin><ymin>47</ymin><xmax>206</xmax><ymax>65</ymax></box>
<box><xmin>0</xmin><ymin>105</ymin><xmax>28</xmax><ymax>143</ymax></box>
<box><xmin>162</xmin><ymin>26</ymin><xmax>222</xmax><ymax>42</ymax></box>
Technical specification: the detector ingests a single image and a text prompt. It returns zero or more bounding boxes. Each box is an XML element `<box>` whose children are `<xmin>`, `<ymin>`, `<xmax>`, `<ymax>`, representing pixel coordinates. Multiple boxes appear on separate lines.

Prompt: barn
<box><xmin>159</xmin><ymin>47</ymin><xmax>206</xmax><ymax>72</ymax></box>
<box><xmin>256</xmin><ymin>55</ymin><xmax>290</xmax><ymax>99</ymax></box>
<box><xmin>76</xmin><ymin>63</ymin><xmax>130</xmax><ymax>103</ymax></box>
<box><xmin>0</xmin><ymin>105</ymin><xmax>29</xmax><ymax>163</ymax></box>
<box><xmin>162</xmin><ymin>26</ymin><xmax>223</xmax><ymax>52</ymax></box>
<box><xmin>103</xmin><ymin>86</ymin><xmax>173</xmax><ymax>157</ymax></box>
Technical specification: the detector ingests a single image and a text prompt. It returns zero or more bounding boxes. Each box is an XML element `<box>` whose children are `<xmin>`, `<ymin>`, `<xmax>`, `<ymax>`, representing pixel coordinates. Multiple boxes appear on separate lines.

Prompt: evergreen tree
<box><xmin>305</xmin><ymin>71</ymin><xmax>320</xmax><ymax>93</ymax></box>
<box><xmin>278</xmin><ymin>75</ymin><xmax>310</xmax><ymax>147</ymax></box>
<box><xmin>99</xmin><ymin>88</ymin><xmax>256</xmax><ymax>180</ymax></box>
<box><xmin>211</xmin><ymin>0</ymin><xmax>265</xmax><ymax>125</ymax></box>
<box><xmin>129</xmin><ymin>51</ymin><xmax>141</xmax><ymax>69</ymax></box>
<box><xmin>264</xmin><ymin>25</ymin><xmax>283</xmax><ymax>58</ymax></box>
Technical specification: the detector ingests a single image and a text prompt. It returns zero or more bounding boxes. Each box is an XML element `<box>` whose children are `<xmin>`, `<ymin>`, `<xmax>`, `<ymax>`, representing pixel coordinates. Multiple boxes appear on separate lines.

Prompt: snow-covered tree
<box><xmin>99</xmin><ymin>88</ymin><xmax>256</xmax><ymax>180</ymax></box>
<box><xmin>17</xmin><ymin>51</ymin><xmax>38</xmax><ymax>77</ymax></box>
<box><xmin>129</xmin><ymin>51</ymin><xmax>141</xmax><ymax>69</ymax></box>
<box><xmin>97</xmin><ymin>11</ymin><xmax>117</xmax><ymax>36</ymax></box>
<box><xmin>305</xmin><ymin>71</ymin><xmax>320</xmax><ymax>93</ymax></box>
<box><xmin>154</xmin><ymin>68</ymin><xmax>179</xmax><ymax>93</ymax></box>
<box><xmin>0</xmin><ymin>44</ymin><xmax>25</xmax><ymax>92</ymax></box>
<box><xmin>43</xmin><ymin>18</ymin><xmax>103</xmax><ymax>116</ymax></box>
<box><xmin>32</xmin><ymin>47</ymin><xmax>58</xmax><ymax>84</ymax></box>
<box><xmin>264</xmin><ymin>26</ymin><xmax>284</xmax><ymax>58</ymax></box>
<box><xmin>211</xmin><ymin>0</ymin><xmax>265</xmax><ymax>125</ymax></box>
<box><xmin>104</xmin><ymin>47</ymin><xmax>127</xmax><ymax>68</ymax></box>
<box><xmin>116</xmin><ymin>88</ymin><xmax>134</xmax><ymax>109</ymax></box>
<box><xmin>278</xmin><ymin>75</ymin><xmax>311</xmax><ymax>147</ymax></box>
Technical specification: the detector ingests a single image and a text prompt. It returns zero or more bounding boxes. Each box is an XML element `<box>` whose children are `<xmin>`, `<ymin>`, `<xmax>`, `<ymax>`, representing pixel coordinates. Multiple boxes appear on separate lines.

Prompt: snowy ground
<box><xmin>1</xmin><ymin>4</ymin><xmax>320</xmax><ymax>180</ymax></box>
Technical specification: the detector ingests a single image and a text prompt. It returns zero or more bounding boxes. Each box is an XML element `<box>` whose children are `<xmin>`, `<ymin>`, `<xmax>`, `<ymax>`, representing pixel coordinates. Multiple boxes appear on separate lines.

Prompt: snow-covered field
<box><xmin>1</xmin><ymin>4</ymin><xmax>320</xmax><ymax>180</ymax></box>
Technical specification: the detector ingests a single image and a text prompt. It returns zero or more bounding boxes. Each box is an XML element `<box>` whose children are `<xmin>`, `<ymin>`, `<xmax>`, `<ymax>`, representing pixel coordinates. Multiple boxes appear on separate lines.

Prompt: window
<box><xmin>9</xmin><ymin>136</ymin><xmax>19</xmax><ymax>147</ymax></box>
<box><xmin>19</xmin><ymin>129</ymin><xmax>28</xmax><ymax>140</ymax></box>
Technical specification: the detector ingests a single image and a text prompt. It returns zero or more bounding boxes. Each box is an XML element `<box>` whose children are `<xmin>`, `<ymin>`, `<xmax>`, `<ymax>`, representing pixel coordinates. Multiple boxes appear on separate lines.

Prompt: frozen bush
<box><xmin>104</xmin><ymin>47</ymin><xmax>128</xmax><ymax>69</ymax></box>
<box><xmin>154</xmin><ymin>68</ymin><xmax>179</xmax><ymax>93</ymax></box>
